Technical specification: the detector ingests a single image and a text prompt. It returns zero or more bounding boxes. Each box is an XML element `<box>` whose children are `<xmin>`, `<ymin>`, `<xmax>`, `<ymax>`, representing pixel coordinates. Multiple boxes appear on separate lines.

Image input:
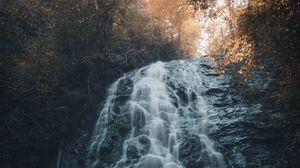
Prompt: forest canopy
<box><xmin>0</xmin><ymin>0</ymin><xmax>299</xmax><ymax>168</ymax></box>
<box><xmin>189</xmin><ymin>0</ymin><xmax>299</xmax><ymax>102</ymax></box>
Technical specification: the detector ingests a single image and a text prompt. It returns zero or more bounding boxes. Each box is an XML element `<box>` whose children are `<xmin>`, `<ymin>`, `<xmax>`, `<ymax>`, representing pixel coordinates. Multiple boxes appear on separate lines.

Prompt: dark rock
<box><xmin>200</xmin><ymin>64</ymin><xmax>212</xmax><ymax>69</ymax></box>
<box><xmin>116</xmin><ymin>77</ymin><xmax>134</xmax><ymax>96</ymax></box>
<box><xmin>206</xmin><ymin>88</ymin><xmax>225</xmax><ymax>96</ymax></box>
<box><xmin>213</xmin><ymin>102</ymin><xmax>229</xmax><ymax>107</ymax></box>
<box><xmin>204</xmin><ymin>72</ymin><xmax>220</xmax><ymax>76</ymax></box>
<box><xmin>179</xmin><ymin>134</ymin><xmax>204</xmax><ymax>167</ymax></box>
<box><xmin>138</xmin><ymin>135</ymin><xmax>151</xmax><ymax>155</ymax></box>
<box><xmin>176</xmin><ymin>87</ymin><xmax>189</xmax><ymax>106</ymax></box>
<box><xmin>126</xmin><ymin>145</ymin><xmax>140</xmax><ymax>160</ymax></box>
<box><xmin>119</xmin><ymin>126</ymin><xmax>130</xmax><ymax>137</ymax></box>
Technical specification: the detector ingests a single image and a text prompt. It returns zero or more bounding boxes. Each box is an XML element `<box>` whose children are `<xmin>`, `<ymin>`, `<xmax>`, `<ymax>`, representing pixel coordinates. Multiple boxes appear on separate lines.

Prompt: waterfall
<box><xmin>88</xmin><ymin>58</ymin><xmax>225</xmax><ymax>168</ymax></box>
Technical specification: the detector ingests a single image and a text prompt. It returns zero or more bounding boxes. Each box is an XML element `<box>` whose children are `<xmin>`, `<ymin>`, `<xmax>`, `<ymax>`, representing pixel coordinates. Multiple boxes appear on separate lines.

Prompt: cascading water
<box><xmin>88</xmin><ymin>58</ymin><xmax>225</xmax><ymax>168</ymax></box>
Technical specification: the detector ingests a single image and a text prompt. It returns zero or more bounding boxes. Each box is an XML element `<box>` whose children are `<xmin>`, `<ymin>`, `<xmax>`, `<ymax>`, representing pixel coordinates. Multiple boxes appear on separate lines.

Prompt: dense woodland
<box><xmin>0</xmin><ymin>0</ymin><xmax>299</xmax><ymax>168</ymax></box>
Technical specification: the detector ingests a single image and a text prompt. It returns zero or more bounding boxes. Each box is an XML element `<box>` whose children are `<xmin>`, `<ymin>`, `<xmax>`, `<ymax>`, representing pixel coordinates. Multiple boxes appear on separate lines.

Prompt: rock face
<box><xmin>83</xmin><ymin>56</ymin><xmax>299</xmax><ymax>168</ymax></box>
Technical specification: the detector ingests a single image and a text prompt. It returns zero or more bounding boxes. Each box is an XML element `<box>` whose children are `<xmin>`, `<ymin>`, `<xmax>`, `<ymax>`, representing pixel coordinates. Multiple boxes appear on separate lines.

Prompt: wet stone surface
<box><xmin>83</xmin><ymin>56</ymin><xmax>298</xmax><ymax>168</ymax></box>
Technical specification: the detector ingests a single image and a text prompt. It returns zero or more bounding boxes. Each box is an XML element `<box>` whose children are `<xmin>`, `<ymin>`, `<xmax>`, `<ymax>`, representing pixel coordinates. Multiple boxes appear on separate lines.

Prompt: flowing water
<box><xmin>88</xmin><ymin>58</ymin><xmax>225</xmax><ymax>168</ymax></box>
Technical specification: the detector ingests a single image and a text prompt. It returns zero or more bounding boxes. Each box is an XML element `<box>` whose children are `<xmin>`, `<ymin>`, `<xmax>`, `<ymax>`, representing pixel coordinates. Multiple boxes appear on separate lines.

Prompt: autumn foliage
<box><xmin>0</xmin><ymin>0</ymin><xmax>299</xmax><ymax>167</ymax></box>
<box><xmin>191</xmin><ymin>0</ymin><xmax>299</xmax><ymax>101</ymax></box>
<box><xmin>0</xmin><ymin>0</ymin><xmax>192</xmax><ymax>167</ymax></box>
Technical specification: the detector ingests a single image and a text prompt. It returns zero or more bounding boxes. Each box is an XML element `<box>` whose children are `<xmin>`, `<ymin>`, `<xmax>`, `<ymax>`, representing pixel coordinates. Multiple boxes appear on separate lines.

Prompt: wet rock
<box><xmin>86</xmin><ymin>56</ymin><xmax>298</xmax><ymax>168</ymax></box>
<box><xmin>126</xmin><ymin>145</ymin><xmax>140</xmax><ymax>160</ymax></box>
<box><xmin>119</xmin><ymin>126</ymin><xmax>131</xmax><ymax>137</ymax></box>
<box><xmin>138</xmin><ymin>136</ymin><xmax>151</xmax><ymax>155</ymax></box>
<box><xmin>206</xmin><ymin>88</ymin><xmax>225</xmax><ymax>96</ymax></box>
<box><xmin>176</xmin><ymin>87</ymin><xmax>189</xmax><ymax>106</ymax></box>
<box><xmin>179</xmin><ymin>134</ymin><xmax>204</xmax><ymax>167</ymax></box>
<box><xmin>117</xmin><ymin>77</ymin><xmax>134</xmax><ymax>96</ymax></box>
<box><xmin>200</xmin><ymin>64</ymin><xmax>212</xmax><ymax>69</ymax></box>
<box><xmin>213</xmin><ymin>102</ymin><xmax>229</xmax><ymax>107</ymax></box>
<box><xmin>114</xmin><ymin>95</ymin><xmax>130</xmax><ymax>106</ymax></box>
<box><xmin>204</xmin><ymin>72</ymin><xmax>220</xmax><ymax>76</ymax></box>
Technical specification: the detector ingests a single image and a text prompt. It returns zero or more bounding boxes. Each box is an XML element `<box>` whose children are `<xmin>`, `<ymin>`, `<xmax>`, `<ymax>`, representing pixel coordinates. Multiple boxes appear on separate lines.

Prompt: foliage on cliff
<box><xmin>191</xmin><ymin>0</ymin><xmax>300</xmax><ymax>104</ymax></box>
<box><xmin>189</xmin><ymin>2</ymin><xmax>300</xmax><ymax>166</ymax></box>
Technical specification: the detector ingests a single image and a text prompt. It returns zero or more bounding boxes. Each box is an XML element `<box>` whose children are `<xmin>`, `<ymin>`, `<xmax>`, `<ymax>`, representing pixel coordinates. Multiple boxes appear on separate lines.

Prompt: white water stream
<box><xmin>89</xmin><ymin>60</ymin><xmax>224</xmax><ymax>168</ymax></box>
